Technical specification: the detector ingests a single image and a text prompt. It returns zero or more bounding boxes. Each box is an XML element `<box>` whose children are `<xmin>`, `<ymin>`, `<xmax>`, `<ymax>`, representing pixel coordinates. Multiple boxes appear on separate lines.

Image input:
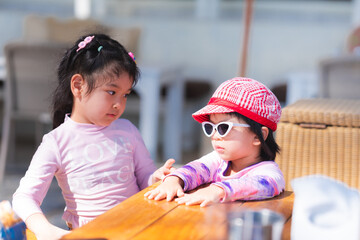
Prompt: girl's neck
<box><xmin>225</xmin><ymin>156</ymin><xmax>262</xmax><ymax>176</ymax></box>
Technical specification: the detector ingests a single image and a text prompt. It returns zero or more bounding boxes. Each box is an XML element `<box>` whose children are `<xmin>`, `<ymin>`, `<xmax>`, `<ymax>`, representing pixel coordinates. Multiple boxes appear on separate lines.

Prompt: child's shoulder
<box><xmin>108</xmin><ymin>118</ymin><xmax>143</xmax><ymax>137</ymax></box>
<box><xmin>111</xmin><ymin>118</ymin><xmax>137</xmax><ymax>130</ymax></box>
<box><xmin>254</xmin><ymin>160</ymin><xmax>280</xmax><ymax>168</ymax></box>
<box><xmin>249</xmin><ymin>161</ymin><xmax>282</xmax><ymax>174</ymax></box>
<box><xmin>198</xmin><ymin>151</ymin><xmax>222</xmax><ymax>163</ymax></box>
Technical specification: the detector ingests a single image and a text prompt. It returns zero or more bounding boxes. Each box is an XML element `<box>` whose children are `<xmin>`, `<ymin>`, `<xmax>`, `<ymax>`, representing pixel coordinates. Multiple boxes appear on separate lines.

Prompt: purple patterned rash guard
<box><xmin>167</xmin><ymin>151</ymin><xmax>285</xmax><ymax>202</ymax></box>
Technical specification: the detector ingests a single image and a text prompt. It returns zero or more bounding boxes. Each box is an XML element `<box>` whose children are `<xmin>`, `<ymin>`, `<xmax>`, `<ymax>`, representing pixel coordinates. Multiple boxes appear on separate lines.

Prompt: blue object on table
<box><xmin>0</xmin><ymin>221</ymin><xmax>26</xmax><ymax>240</ymax></box>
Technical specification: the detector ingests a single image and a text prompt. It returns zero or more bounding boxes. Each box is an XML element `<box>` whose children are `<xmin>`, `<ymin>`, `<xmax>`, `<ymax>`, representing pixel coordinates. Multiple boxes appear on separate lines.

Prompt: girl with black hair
<box><xmin>145</xmin><ymin>77</ymin><xmax>285</xmax><ymax>207</ymax></box>
<box><xmin>12</xmin><ymin>34</ymin><xmax>175</xmax><ymax>239</ymax></box>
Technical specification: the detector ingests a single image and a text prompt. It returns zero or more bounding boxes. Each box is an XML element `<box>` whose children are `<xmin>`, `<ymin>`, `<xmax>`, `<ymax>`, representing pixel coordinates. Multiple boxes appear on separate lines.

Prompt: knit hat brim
<box><xmin>192</xmin><ymin>104</ymin><xmax>234</xmax><ymax>123</ymax></box>
<box><xmin>191</xmin><ymin>77</ymin><xmax>281</xmax><ymax>131</ymax></box>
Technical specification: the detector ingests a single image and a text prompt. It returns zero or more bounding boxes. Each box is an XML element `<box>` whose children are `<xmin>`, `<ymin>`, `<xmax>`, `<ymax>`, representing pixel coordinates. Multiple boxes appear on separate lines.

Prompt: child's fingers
<box><xmin>144</xmin><ymin>191</ymin><xmax>154</xmax><ymax>199</ymax></box>
<box><xmin>163</xmin><ymin>158</ymin><xmax>176</xmax><ymax>169</ymax></box>
<box><xmin>185</xmin><ymin>198</ymin><xmax>203</xmax><ymax>206</ymax></box>
<box><xmin>174</xmin><ymin>197</ymin><xmax>185</xmax><ymax>205</ymax></box>
<box><xmin>174</xmin><ymin>194</ymin><xmax>189</xmax><ymax>205</ymax></box>
<box><xmin>200</xmin><ymin>200</ymin><xmax>212</xmax><ymax>207</ymax></box>
<box><xmin>166</xmin><ymin>191</ymin><xmax>176</xmax><ymax>202</ymax></box>
<box><xmin>154</xmin><ymin>191</ymin><xmax>168</xmax><ymax>201</ymax></box>
<box><xmin>145</xmin><ymin>189</ymin><xmax>161</xmax><ymax>200</ymax></box>
<box><xmin>175</xmin><ymin>195</ymin><xmax>205</xmax><ymax>206</ymax></box>
<box><xmin>160</xmin><ymin>159</ymin><xmax>177</xmax><ymax>178</ymax></box>
<box><xmin>144</xmin><ymin>189</ymin><xmax>157</xmax><ymax>198</ymax></box>
<box><xmin>176</xmin><ymin>188</ymin><xmax>184</xmax><ymax>197</ymax></box>
<box><xmin>144</xmin><ymin>190</ymin><xmax>154</xmax><ymax>198</ymax></box>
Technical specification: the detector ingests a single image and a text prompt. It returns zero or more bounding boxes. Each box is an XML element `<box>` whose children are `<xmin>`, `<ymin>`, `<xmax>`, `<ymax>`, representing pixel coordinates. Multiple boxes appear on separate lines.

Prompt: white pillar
<box><xmin>195</xmin><ymin>0</ymin><xmax>220</xmax><ymax>19</ymax></box>
<box><xmin>353</xmin><ymin>0</ymin><xmax>360</xmax><ymax>26</ymax></box>
<box><xmin>74</xmin><ymin>0</ymin><xmax>91</xmax><ymax>19</ymax></box>
<box><xmin>93</xmin><ymin>0</ymin><xmax>107</xmax><ymax>18</ymax></box>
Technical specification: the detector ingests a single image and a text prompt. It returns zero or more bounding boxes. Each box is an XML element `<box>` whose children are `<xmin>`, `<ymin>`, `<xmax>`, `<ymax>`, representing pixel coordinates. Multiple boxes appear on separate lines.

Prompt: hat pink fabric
<box><xmin>192</xmin><ymin>77</ymin><xmax>281</xmax><ymax>131</ymax></box>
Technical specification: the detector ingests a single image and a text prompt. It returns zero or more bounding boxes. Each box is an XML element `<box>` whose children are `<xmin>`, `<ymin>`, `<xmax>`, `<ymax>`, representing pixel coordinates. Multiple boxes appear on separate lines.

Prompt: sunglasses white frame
<box><xmin>201</xmin><ymin>121</ymin><xmax>250</xmax><ymax>137</ymax></box>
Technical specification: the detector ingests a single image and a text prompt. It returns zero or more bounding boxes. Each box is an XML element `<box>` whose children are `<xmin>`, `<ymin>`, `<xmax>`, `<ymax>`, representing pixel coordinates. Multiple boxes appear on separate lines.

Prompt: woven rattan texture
<box><xmin>280</xmin><ymin>99</ymin><xmax>360</xmax><ymax>127</ymax></box>
<box><xmin>277</xmin><ymin>123</ymin><xmax>360</xmax><ymax>190</ymax></box>
<box><xmin>277</xmin><ymin>99</ymin><xmax>360</xmax><ymax>191</ymax></box>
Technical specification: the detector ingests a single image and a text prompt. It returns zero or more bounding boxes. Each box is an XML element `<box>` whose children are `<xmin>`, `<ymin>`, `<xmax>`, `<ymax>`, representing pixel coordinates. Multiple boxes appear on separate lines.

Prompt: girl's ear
<box><xmin>71</xmin><ymin>74</ymin><xmax>85</xmax><ymax>99</ymax></box>
<box><xmin>261</xmin><ymin>126</ymin><xmax>269</xmax><ymax>141</ymax></box>
<box><xmin>253</xmin><ymin>126</ymin><xmax>269</xmax><ymax>146</ymax></box>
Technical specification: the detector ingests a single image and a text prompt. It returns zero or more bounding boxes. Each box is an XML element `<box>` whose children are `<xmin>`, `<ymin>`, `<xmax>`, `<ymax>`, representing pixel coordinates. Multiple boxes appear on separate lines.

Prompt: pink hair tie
<box><xmin>128</xmin><ymin>52</ymin><xmax>136</xmax><ymax>63</ymax></box>
<box><xmin>76</xmin><ymin>35</ymin><xmax>94</xmax><ymax>52</ymax></box>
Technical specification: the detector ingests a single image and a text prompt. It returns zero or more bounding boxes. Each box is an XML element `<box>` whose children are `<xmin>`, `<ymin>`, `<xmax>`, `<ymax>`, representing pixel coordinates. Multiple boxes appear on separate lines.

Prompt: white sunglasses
<box><xmin>202</xmin><ymin>121</ymin><xmax>250</xmax><ymax>137</ymax></box>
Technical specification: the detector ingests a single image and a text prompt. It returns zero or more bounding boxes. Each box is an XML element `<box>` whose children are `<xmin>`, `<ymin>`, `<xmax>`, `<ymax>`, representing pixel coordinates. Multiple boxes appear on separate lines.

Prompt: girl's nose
<box><xmin>113</xmin><ymin>102</ymin><xmax>121</xmax><ymax>109</ymax></box>
<box><xmin>211</xmin><ymin>130</ymin><xmax>222</xmax><ymax>141</ymax></box>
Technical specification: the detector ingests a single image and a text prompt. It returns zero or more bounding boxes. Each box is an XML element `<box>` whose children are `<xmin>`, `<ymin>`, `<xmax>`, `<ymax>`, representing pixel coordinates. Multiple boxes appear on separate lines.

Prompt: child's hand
<box><xmin>36</xmin><ymin>226</ymin><xmax>70</xmax><ymax>240</ymax></box>
<box><xmin>144</xmin><ymin>176</ymin><xmax>184</xmax><ymax>201</ymax></box>
<box><xmin>175</xmin><ymin>184</ymin><xmax>225</xmax><ymax>207</ymax></box>
<box><xmin>151</xmin><ymin>158</ymin><xmax>176</xmax><ymax>184</ymax></box>
<box><xmin>25</xmin><ymin>213</ymin><xmax>70</xmax><ymax>240</ymax></box>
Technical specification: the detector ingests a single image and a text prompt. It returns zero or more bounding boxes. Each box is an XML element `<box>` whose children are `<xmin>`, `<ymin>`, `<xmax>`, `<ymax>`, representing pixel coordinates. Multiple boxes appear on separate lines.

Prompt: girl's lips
<box><xmin>214</xmin><ymin>144</ymin><xmax>223</xmax><ymax>149</ymax></box>
<box><xmin>107</xmin><ymin>113</ymin><xmax>118</xmax><ymax>118</ymax></box>
<box><xmin>214</xmin><ymin>145</ymin><xmax>225</xmax><ymax>153</ymax></box>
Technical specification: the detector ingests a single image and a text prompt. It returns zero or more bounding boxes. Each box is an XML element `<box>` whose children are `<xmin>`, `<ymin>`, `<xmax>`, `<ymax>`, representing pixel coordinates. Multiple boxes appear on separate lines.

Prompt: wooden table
<box><xmin>55</xmin><ymin>182</ymin><xmax>294</xmax><ymax>240</ymax></box>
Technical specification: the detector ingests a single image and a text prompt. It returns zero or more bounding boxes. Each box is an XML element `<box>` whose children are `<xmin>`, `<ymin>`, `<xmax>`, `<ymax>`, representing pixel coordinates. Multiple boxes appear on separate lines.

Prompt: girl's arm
<box><xmin>175</xmin><ymin>162</ymin><xmax>285</xmax><ymax>206</ymax></box>
<box><xmin>175</xmin><ymin>184</ymin><xmax>225</xmax><ymax>207</ymax></box>
<box><xmin>174</xmin><ymin>174</ymin><xmax>282</xmax><ymax>207</ymax></box>
<box><xmin>26</xmin><ymin>213</ymin><xmax>69</xmax><ymax>240</ymax></box>
<box><xmin>12</xmin><ymin>135</ymin><xmax>64</xmax><ymax>233</ymax></box>
<box><xmin>166</xmin><ymin>151</ymin><xmax>221</xmax><ymax>192</ymax></box>
<box><xmin>213</xmin><ymin>163</ymin><xmax>285</xmax><ymax>202</ymax></box>
<box><xmin>144</xmin><ymin>151</ymin><xmax>221</xmax><ymax>201</ymax></box>
<box><xmin>128</xmin><ymin>122</ymin><xmax>157</xmax><ymax>189</ymax></box>
<box><xmin>150</xmin><ymin>158</ymin><xmax>176</xmax><ymax>184</ymax></box>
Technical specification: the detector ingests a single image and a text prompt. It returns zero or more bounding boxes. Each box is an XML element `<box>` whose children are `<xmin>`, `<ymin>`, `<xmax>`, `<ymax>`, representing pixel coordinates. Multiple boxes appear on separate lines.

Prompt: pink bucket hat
<box><xmin>192</xmin><ymin>77</ymin><xmax>281</xmax><ymax>131</ymax></box>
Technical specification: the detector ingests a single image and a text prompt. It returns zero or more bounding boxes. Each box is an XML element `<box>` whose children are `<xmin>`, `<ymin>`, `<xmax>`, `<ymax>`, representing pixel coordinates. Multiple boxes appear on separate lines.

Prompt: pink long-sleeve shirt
<box><xmin>169</xmin><ymin>151</ymin><xmax>285</xmax><ymax>202</ymax></box>
<box><xmin>12</xmin><ymin>116</ymin><xmax>156</xmax><ymax>228</ymax></box>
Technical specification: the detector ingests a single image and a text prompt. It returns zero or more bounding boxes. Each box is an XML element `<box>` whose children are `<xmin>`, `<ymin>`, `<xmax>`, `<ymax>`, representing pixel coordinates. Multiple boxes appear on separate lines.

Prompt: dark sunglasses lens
<box><xmin>218</xmin><ymin>123</ymin><xmax>230</xmax><ymax>136</ymax></box>
<box><xmin>204</xmin><ymin>123</ymin><xmax>213</xmax><ymax>135</ymax></box>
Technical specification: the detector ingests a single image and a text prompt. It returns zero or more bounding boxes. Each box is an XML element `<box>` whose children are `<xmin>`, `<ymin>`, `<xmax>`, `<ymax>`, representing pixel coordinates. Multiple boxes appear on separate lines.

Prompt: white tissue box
<box><xmin>291</xmin><ymin>175</ymin><xmax>360</xmax><ymax>240</ymax></box>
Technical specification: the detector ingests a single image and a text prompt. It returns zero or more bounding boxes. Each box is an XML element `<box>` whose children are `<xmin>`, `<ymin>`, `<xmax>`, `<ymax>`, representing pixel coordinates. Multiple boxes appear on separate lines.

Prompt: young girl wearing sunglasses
<box><xmin>145</xmin><ymin>77</ymin><xmax>285</xmax><ymax>207</ymax></box>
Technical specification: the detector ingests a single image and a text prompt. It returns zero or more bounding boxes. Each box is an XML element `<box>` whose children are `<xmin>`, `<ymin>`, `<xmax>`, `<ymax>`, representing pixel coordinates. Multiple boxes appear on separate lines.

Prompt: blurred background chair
<box><xmin>0</xmin><ymin>41</ymin><xmax>67</xmax><ymax>184</ymax></box>
<box><xmin>346</xmin><ymin>25</ymin><xmax>360</xmax><ymax>55</ymax></box>
<box><xmin>318</xmin><ymin>55</ymin><xmax>360</xmax><ymax>99</ymax></box>
<box><xmin>23</xmin><ymin>15</ymin><xmax>141</xmax><ymax>56</ymax></box>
